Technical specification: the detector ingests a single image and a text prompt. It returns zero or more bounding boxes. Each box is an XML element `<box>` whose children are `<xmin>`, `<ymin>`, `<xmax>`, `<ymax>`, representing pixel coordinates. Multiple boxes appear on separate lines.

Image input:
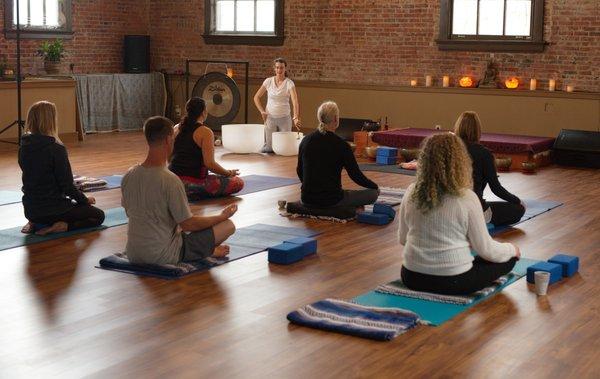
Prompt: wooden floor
<box><xmin>0</xmin><ymin>132</ymin><xmax>598</xmax><ymax>378</ymax></box>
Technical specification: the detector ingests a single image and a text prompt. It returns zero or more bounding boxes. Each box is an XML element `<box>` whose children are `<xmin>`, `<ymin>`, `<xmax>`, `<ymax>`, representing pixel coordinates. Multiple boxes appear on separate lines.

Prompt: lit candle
<box><xmin>548</xmin><ymin>79</ymin><xmax>556</xmax><ymax>91</ymax></box>
<box><xmin>410</xmin><ymin>79</ymin><xmax>417</xmax><ymax>87</ymax></box>
<box><xmin>425</xmin><ymin>75</ymin><xmax>433</xmax><ymax>87</ymax></box>
<box><xmin>530</xmin><ymin>78</ymin><xmax>537</xmax><ymax>91</ymax></box>
<box><xmin>566</xmin><ymin>85</ymin><xmax>574</xmax><ymax>93</ymax></box>
<box><xmin>442</xmin><ymin>76</ymin><xmax>450</xmax><ymax>88</ymax></box>
<box><xmin>226</xmin><ymin>67</ymin><xmax>234</xmax><ymax>78</ymax></box>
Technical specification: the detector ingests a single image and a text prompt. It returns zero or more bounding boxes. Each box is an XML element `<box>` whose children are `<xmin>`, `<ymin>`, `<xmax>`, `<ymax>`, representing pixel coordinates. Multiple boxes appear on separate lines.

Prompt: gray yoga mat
<box><xmin>359</xmin><ymin>164</ymin><xmax>417</xmax><ymax>176</ymax></box>
<box><xmin>0</xmin><ymin>207</ymin><xmax>128</xmax><ymax>251</ymax></box>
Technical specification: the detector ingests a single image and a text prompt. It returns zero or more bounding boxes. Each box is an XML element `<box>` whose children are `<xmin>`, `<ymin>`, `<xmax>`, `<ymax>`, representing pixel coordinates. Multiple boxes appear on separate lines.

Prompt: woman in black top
<box><xmin>19</xmin><ymin>101</ymin><xmax>105</xmax><ymax>235</ymax></box>
<box><xmin>454</xmin><ymin>111</ymin><xmax>525</xmax><ymax>226</ymax></box>
<box><xmin>297</xmin><ymin>101</ymin><xmax>379</xmax><ymax>208</ymax></box>
<box><xmin>169</xmin><ymin>97</ymin><xmax>244</xmax><ymax>201</ymax></box>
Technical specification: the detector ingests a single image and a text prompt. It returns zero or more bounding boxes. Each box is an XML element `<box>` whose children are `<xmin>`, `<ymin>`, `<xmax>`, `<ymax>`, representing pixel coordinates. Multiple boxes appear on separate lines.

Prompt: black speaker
<box><xmin>124</xmin><ymin>35</ymin><xmax>150</xmax><ymax>73</ymax></box>
<box><xmin>553</xmin><ymin>129</ymin><xmax>600</xmax><ymax>168</ymax></box>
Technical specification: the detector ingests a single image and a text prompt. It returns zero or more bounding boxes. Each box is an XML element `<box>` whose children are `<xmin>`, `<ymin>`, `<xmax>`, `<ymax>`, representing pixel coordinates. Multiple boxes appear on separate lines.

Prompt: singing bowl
<box><xmin>495</xmin><ymin>157</ymin><xmax>512</xmax><ymax>171</ymax></box>
<box><xmin>364</xmin><ymin>146</ymin><xmax>379</xmax><ymax>159</ymax></box>
<box><xmin>221</xmin><ymin>124</ymin><xmax>265</xmax><ymax>154</ymax></box>
<box><xmin>272</xmin><ymin>132</ymin><xmax>304</xmax><ymax>156</ymax></box>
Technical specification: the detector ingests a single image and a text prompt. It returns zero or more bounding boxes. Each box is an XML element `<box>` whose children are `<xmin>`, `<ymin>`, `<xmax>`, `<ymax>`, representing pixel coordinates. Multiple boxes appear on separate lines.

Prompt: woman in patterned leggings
<box><xmin>169</xmin><ymin>97</ymin><xmax>244</xmax><ymax>201</ymax></box>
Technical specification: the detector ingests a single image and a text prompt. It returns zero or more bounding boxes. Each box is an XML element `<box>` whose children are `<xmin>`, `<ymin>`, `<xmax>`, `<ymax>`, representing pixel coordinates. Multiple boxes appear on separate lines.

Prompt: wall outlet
<box><xmin>544</xmin><ymin>103</ymin><xmax>554</xmax><ymax>112</ymax></box>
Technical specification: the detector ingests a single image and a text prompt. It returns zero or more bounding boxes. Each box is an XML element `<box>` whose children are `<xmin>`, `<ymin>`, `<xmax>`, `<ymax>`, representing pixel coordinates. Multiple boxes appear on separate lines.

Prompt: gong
<box><xmin>191</xmin><ymin>72</ymin><xmax>241</xmax><ymax>131</ymax></box>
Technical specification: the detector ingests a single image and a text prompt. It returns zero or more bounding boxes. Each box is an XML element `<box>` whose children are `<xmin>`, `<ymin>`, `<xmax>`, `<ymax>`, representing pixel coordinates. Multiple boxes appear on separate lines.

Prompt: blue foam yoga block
<box><xmin>376</xmin><ymin>146</ymin><xmax>398</xmax><ymax>157</ymax></box>
<box><xmin>526</xmin><ymin>261</ymin><xmax>562</xmax><ymax>284</ymax></box>
<box><xmin>268</xmin><ymin>243</ymin><xmax>305</xmax><ymax>265</ymax></box>
<box><xmin>357</xmin><ymin>211</ymin><xmax>391</xmax><ymax>225</ymax></box>
<box><xmin>376</xmin><ymin>155</ymin><xmax>396</xmax><ymax>165</ymax></box>
<box><xmin>284</xmin><ymin>237</ymin><xmax>317</xmax><ymax>256</ymax></box>
<box><xmin>373</xmin><ymin>203</ymin><xmax>396</xmax><ymax>220</ymax></box>
<box><xmin>548</xmin><ymin>254</ymin><xmax>579</xmax><ymax>277</ymax></box>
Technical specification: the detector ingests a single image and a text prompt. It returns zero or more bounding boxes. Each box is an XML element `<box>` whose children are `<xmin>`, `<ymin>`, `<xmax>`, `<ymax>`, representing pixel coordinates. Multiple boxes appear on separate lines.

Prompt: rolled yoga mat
<box><xmin>0</xmin><ymin>207</ymin><xmax>128</xmax><ymax>251</ymax></box>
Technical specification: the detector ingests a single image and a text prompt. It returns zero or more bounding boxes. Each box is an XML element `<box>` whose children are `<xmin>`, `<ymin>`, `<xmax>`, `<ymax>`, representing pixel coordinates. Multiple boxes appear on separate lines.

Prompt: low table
<box><xmin>372</xmin><ymin>128</ymin><xmax>555</xmax><ymax>170</ymax></box>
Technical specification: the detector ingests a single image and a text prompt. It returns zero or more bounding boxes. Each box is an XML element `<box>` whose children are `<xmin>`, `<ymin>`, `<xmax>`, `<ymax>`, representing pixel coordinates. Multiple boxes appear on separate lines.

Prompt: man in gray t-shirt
<box><xmin>122</xmin><ymin>116</ymin><xmax>237</xmax><ymax>265</ymax></box>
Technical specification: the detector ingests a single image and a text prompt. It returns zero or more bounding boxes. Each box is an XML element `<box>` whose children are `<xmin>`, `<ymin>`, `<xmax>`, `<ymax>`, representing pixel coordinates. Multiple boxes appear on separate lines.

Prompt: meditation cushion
<box><xmin>284</xmin><ymin>237</ymin><xmax>317</xmax><ymax>256</ymax></box>
<box><xmin>357</xmin><ymin>211</ymin><xmax>391</xmax><ymax>225</ymax></box>
<box><xmin>526</xmin><ymin>262</ymin><xmax>562</xmax><ymax>284</ymax></box>
<box><xmin>376</xmin><ymin>146</ymin><xmax>398</xmax><ymax>157</ymax></box>
<box><xmin>268</xmin><ymin>243</ymin><xmax>305</xmax><ymax>265</ymax></box>
<box><xmin>286</xmin><ymin>201</ymin><xmax>356</xmax><ymax>220</ymax></box>
<box><xmin>548</xmin><ymin>254</ymin><xmax>579</xmax><ymax>277</ymax></box>
<box><xmin>376</xmin><ymin>155</ymin><xmax>397</xmax><ymax>165</ymax></box>
<box><xmin>373</xmin><ymin>203</ymin><xmax>396</xmax><ymax>220</ymax></box>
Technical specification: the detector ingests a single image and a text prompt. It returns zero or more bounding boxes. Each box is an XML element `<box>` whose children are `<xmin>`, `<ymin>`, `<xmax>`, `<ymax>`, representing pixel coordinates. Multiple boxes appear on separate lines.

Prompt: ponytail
<box><xmin>316</xmin><ymin>101</ymin><xmax>339</xmax><ymax>134</ymax></box>
<box><xmin>181</xmin><ymin>97</ymin><xmax>206</xmax><ymax>133</ymax></box>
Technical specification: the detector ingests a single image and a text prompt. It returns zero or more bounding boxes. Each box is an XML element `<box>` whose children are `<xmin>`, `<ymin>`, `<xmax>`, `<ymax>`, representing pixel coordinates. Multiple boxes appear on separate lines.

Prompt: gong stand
<box><xmin>0</xmin><ymin>0</ymin><xmax>25</xmax><ymax>146</ymax></box>
<box><xmin>185</xmin><ymin>59</ymin><xmax>249</xmax><ymax>124</ymax></box>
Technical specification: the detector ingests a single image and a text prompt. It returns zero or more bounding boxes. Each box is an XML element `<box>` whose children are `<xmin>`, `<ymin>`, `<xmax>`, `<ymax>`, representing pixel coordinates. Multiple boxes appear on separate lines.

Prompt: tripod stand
<box><xmin>0</xmin><ymin>0</ymin><xmax>25</xmax><ymax>146</ymax></box>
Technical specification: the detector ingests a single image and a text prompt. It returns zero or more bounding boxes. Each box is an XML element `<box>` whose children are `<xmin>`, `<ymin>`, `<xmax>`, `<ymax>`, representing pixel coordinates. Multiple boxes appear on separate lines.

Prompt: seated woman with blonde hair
<box><xmin>19</xmin><ymin>101</ymin><xmax>105</xmax><ymax>235</ymax></box>
<box><xmin>455</xmin><ymin>111</ymin><xmax>525</xmax><ymax>226</ymax></box>
<box><xmin>399</xmin><ymin>133</ymin><xmax>520</xmax><ymax>295</ymax></box>
<box><xmin>169</xmin><ymin>97</ymin><xmax>244</xmax><ymax>201</ymax></box>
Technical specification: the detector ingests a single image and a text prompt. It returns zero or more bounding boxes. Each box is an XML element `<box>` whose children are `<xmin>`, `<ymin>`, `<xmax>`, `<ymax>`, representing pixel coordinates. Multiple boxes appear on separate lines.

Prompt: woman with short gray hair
<box><xmin>296</xmin><ymin>101</ymin><xmax>379</xmax><ymax>208</ymax></box>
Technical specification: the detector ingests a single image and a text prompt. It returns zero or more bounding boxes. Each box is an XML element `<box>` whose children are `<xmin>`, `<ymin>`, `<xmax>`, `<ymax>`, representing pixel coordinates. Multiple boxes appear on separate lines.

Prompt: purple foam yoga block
<box><xmin>526</xmin><ymin>262</ymin><xmax>562</xmax><ymax>284</ymax></box>
<box><xmin>284</xmin><ymin>237</ymin><xmax>317</xmax><ymax>256</ymax></box>
<box><xmin>268</xmin><ymin>243</ymin><xmax>305</xmax><ymax>265</ymax></box>
<box><xmin>357</xmin><ymin>211</ymin><xmax>391</xmax><ymax>225</ymax></box>
<box><xmin>548</xmin><ymin>254</ymin><xmax>579</xmax><ymax>277</ymax></box>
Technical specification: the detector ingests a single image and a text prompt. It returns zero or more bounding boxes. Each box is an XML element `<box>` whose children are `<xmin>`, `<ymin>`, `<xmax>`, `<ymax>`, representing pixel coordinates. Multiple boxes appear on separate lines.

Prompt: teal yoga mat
<box><xmin>0</xmin><ymin>207</ymin><xmax>127</xmax><ymax>251</ymax></box>
<box><xmin>0</xmin><ymin>191</ymin><xmax>22</xmax><ymax>206</ymax></box>
<box><xmin>354</xmin><ymin>258</ymin><xmax>539</xmax><ymax>326</ymax></box>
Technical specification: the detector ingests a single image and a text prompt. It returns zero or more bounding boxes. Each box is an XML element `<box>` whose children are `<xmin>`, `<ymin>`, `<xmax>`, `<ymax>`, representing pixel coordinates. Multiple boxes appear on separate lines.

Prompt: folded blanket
<box><xmin>376</xmin><ymin>273</ymin><xmax>514</xmax><ymax>305</ymax></box>
<box><xmin>73</xmin><ymin>175</ymin><xmax>108</xmax><ymax>191</ymax></box>
<box><xmin>375</xmin><ymin>186</ymin><xmax>406</xmax><ymax>207</ymax></box>
<box><xmin>283</xmin><ymin>201</ymin><xmax>357</xmax><ymax>223</ymax></box>
<box><xmin>287</xmin><ymin>298</ymin><xmax>422</xmax><ymax>341</ymax></box>
<box><xmin>99</xmin><ymin>252</ymin><xmax>223</xmax><ymax>278</ymax></box>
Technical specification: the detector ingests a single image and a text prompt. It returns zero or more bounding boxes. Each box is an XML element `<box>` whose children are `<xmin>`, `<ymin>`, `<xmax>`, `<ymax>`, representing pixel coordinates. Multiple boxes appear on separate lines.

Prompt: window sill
<box><xmin>3</xmin><ymin>29</ymin><xmax>74</xmax><ymax>40</ymax></box>
<box><xmin>202</xmin><ymin>34</ymin><xmax>284</xmax><ymax>46</ymax></box>
<box><xmin>436</xmin><ymin>39</ymin><xmax>547</xmax><ymax>53</ymax></box>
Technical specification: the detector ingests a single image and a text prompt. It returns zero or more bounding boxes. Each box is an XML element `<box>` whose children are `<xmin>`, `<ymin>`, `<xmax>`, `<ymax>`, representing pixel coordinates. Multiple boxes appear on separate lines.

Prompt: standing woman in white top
<box><xmin>253</xmin><ymin>58</ymin><xmax>301</xmax><ymax>153</ymax></box>
<box><xmin>398</xmin><ymin>133</ymin><xmax>521</xmax><ymax>295</ymax></box>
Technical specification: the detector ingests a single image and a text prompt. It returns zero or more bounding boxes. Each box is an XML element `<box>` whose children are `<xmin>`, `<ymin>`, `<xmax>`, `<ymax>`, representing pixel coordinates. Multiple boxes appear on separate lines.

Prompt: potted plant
<box><xmin>37</xmin><ymin>39</ymin><xmax>65</xmax><ymax>75</ymax></box>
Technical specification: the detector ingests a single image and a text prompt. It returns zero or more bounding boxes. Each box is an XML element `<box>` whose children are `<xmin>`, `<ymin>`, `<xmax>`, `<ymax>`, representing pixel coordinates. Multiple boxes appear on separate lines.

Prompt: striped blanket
<box><xmin>376</xmin><ymin>273</ymin><xmax>515</xmax><ymax>305</ymax></box>
<box><xmin>73</xmin><ymin>175</ymin><xmax>108</xmax><ymax>191</ymax></box>
<box><xmin>287</xmin><ymin>298</ymin><xmax>422</xmax><ymax>341</ymax></box>
<box><xmin>375</xmin><ymin>186</ymin><xmax>406</xmax><ymax>206</ymax></box>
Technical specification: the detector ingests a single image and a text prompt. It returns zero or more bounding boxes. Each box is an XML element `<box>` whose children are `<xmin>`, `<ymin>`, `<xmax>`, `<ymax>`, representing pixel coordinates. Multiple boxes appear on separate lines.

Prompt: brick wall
<box><xmin>149</xmin><ymin>0</ymin><xmax>599</xmax><ymax>92</ymax></box>
<box><xmin>0</xmin><ymin>0</ymin><xmax>149</xmax><ymax>74</ymax></box>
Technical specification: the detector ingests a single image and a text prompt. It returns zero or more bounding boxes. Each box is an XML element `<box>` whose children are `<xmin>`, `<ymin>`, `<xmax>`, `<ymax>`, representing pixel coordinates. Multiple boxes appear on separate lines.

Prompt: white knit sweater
<box><xmin>398</xmin><ymin>183</ymin><xmax>517</xmax><ymax>276</ymax></box>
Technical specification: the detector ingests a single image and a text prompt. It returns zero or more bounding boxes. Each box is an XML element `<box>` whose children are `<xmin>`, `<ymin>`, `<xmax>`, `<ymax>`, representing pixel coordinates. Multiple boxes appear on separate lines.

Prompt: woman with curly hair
<box><xmin>398</xmin><ymin>133</ymin><xmax>520</xmax><ymax>295</ymax></box>
<box><xmin>454</xmin><ymin>111</ymin><xmax>525</xmax><ymax>226</ymax></box>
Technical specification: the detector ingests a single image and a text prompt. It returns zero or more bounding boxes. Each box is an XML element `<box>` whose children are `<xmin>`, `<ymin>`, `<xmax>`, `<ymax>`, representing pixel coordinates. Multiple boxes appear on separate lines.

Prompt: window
<box><xmin>3</xmin><ymin>0</ymin><xmax>73</xmax><ymax>39</ymax></box>
<box><xmin>437</xmin><ymin>0</ymin><xmax>546</xmax><ymax>52</ymax></box>
<box><xmin>203</xmin><ymin>0</ymin><xmax>284</xmax><ymax>46</ymax></box>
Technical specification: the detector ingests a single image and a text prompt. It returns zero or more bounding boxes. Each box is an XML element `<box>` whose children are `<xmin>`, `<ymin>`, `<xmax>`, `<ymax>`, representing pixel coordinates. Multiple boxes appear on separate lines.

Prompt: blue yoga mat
<box><xmin>85</xmin><ymin>175</ymin><xmax>124</xmax><ymax>192</ymax></box>
<box><xmin>358</xmin><ymin>163</ymin><xmax>417</xmax><ymax>176</ymax></box>
<box><xmin>97</xmin><ymin>223</ymin><xmax>322</xmax><ymax>279</ymax></box>
<box><xmin>0</xmin><ymin>207</ymin><xmax>127</xmax><ymax>251</ymax></box>
<box><xmin>0</xmin><ymin>190</ymin><xmax>22</xmax><ymax>206</ymax></box>
<box><xmin>488</xmin><ymin>199</ymin><xmax>562</xmax><ymax>235</ymax></box>
<box><xmin>235</xmin><ymin>175</ymin><xmax>300</xmax><ymax>196</ymax></box>
<box><xmin>354</xmin><ymin>258</ymin><xmax>539</xmax><ymax>326</ymax></box>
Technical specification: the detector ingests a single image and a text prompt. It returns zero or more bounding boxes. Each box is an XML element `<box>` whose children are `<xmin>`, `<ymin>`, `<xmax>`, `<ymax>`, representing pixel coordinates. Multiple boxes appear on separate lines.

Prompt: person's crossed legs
<box><xmin>181</xmin><ymin>219</ymin><xmax>236</xmax><ymax>261</ymax></box>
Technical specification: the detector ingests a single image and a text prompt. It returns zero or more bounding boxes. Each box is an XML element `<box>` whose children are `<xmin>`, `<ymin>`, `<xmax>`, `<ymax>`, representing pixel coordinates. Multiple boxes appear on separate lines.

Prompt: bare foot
<box><xmin>35</xmin><ymin>221</ymin><xmax>68</xmax><ymax>236</ymax></box>
<box><xmin>212</xmin><ymin>244</ymin><xmax>230</xmax><ymax>258</ymax></box>
<box><xmin>21</xmin><ymin>222</ymin><xmax>34</xmax><ymax>234</ymax></box>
